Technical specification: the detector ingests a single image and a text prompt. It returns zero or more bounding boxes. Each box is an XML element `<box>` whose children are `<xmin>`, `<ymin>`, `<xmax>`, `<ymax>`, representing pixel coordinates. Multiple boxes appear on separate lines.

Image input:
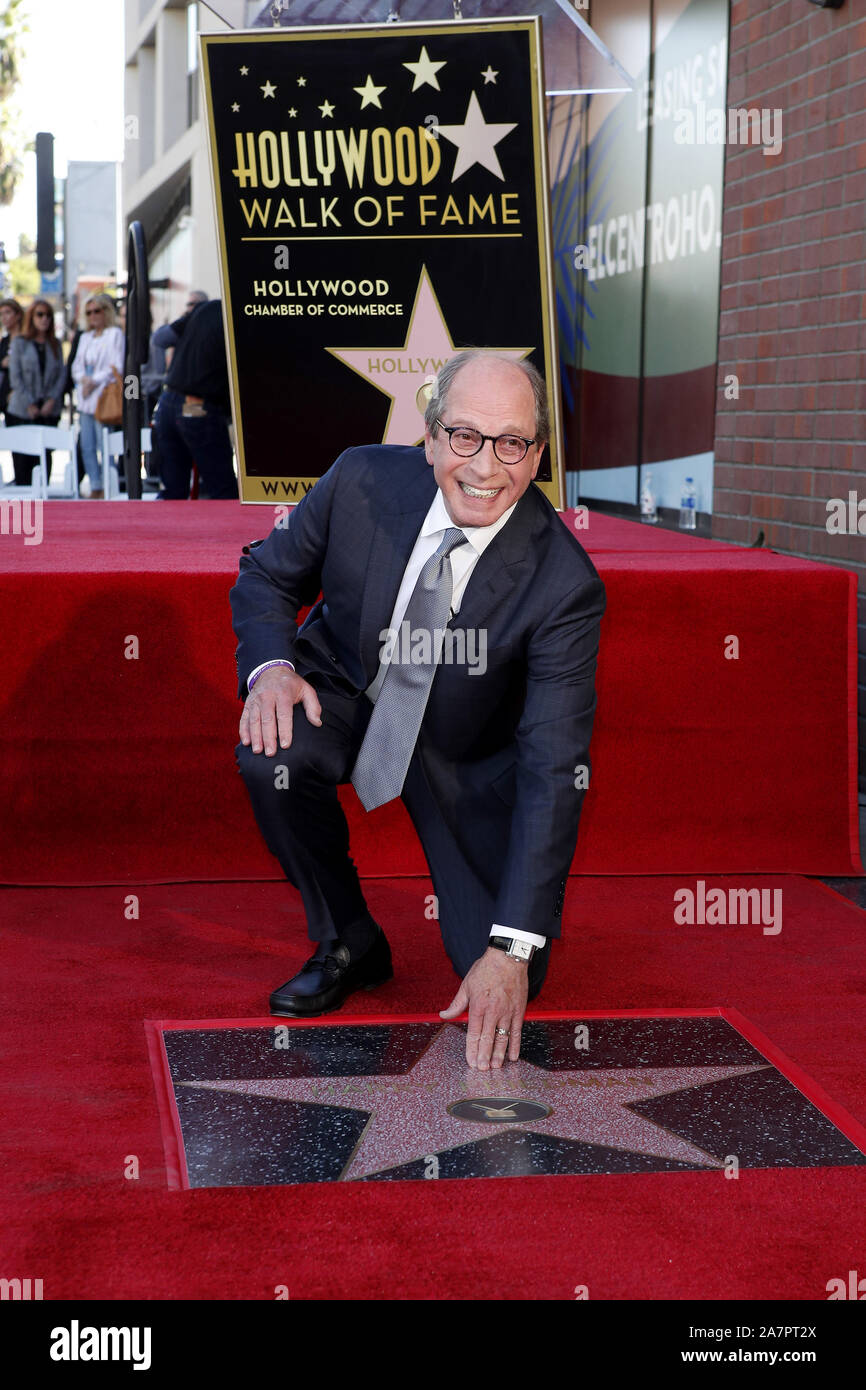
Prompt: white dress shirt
<box><xmin>248</xmin><ymin>487</ymin><xmax>548</xmax><ymax>951</ymax></box>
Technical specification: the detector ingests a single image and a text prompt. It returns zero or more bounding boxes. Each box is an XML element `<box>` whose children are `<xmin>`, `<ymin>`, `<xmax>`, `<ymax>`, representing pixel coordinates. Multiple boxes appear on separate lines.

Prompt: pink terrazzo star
<box><xmin>183</xmin><ymin>1024</ymin><xmax>769</xmax><ymax>1180</ymax></box>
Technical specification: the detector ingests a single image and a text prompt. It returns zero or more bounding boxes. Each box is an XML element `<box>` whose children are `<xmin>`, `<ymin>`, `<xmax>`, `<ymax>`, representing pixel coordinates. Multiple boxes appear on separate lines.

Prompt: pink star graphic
<box><xmin>326</xmin><ymin>267</ymin><xmax>532</xmax><ymax>446</ymax></box>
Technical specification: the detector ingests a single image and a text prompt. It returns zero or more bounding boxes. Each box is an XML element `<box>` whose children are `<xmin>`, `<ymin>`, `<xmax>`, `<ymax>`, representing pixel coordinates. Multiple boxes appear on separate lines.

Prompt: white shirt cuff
<box><xmin>490</xmin><ymin>924</ymin><xmax>548</xmax><ymax>949</ymax></box>
<box><xmin>247</xmin><ymin>658</ymin><xmax>295</xmax><ymax>691</ymax></box>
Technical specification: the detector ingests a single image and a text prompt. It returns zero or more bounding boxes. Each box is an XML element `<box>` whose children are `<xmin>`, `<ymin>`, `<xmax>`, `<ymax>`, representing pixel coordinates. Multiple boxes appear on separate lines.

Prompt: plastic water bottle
<box><xmin>679</xmin><ymin>477</ymin><xmax>697</xmax><ymax>530</ymax></box>
<box><xmin>640</xmin><ymin>472</ymin><xmax>658</xmax><ymax>524</ymax></box>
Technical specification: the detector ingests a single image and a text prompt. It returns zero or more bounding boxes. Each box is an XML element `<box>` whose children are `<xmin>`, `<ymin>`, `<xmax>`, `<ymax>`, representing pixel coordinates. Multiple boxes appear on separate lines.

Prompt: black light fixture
<box><xmin>807</xmin><ymin>0</ymin><xmax>845</xmax><ymax>8</ymax></box>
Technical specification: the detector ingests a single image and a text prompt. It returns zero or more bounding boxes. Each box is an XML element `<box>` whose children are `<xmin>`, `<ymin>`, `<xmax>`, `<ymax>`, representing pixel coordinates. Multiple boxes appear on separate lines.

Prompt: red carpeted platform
<box><xmin>1</xmin><ymin>873</ymin><xmax>864</xmax><ymax>1299</ymax></box>
<box><xmin>0</xmin><ymin>501</ymin><xmax>860</xmax><ymax>883</ymax></box>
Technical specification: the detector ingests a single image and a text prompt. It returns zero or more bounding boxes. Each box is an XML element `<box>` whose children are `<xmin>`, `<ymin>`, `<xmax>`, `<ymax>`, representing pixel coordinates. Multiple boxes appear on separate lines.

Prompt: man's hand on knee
<box><xmin>240</xmin><ymin>668</ymin><xmax>322</xmax><ymax>756</ymax></box>
<box><xmin>439</xmin><ymin>947</ymin><xmax>529</xmax><ymax>1070</ymax></box>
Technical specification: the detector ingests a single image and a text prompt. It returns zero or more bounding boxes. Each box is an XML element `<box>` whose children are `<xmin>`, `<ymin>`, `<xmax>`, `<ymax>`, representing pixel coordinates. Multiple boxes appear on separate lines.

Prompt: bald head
<box><xmin>424</xmin><ymin>349</ymin><xmax>550</xmax><ymax>445</ymax></box>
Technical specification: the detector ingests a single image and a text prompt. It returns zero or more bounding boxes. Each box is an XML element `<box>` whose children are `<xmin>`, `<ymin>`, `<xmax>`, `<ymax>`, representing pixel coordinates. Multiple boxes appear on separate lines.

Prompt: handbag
<box><xmin>95</xmin><ymin>367</ymin><xmax>123</xmax><ymax>426</ymax></box>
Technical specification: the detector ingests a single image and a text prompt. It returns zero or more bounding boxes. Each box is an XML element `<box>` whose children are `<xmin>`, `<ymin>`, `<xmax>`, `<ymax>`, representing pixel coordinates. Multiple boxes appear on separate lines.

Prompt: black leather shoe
<box><xmin>269</xmin><ymin>930</ymin><xmax>393</xmax><ymax>1017</ymax></box>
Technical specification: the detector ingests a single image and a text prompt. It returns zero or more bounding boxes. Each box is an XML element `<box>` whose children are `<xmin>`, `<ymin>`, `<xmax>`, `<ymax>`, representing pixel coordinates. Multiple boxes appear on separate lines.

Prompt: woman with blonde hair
<box><xmin>7</xmin><ymin>298</ymin><xmax>67</xmax><ymax>486</ymax></box>
<box><xmin>70</xmin><ymin>293</ymin><xmax>124</xmax><ymax>497</ymax></box>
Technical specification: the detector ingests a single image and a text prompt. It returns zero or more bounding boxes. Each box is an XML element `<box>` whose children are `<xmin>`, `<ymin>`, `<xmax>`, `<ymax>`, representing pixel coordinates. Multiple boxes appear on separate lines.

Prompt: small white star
<box><xmin>403</xmin><ymin>45</ymin><xmax>446</xmax><ymax>92</ymax></box>
<box><xmin>288</xmin><ymin>107</ymin><xmax>297</xmax><ymax>118</ymax></box>
<box><xmin>297</xmin><ymin>76</ymin><xmax>307</xmax><ymax>87</ymax></box>
<box><xmin>231</xmin><ymin>102</ymin><xmax>240</xmax><ymax>113</ymax></box>
<box><xmin>239</xmin><ymin>66</ymin><xmax>249</xmax><ymax>76</ymax></box>
<box><xmin>481</xmin><ymin>65</ymin><xmax>498</xmax><ymax>85</ymax></box>
<box><xmin>319</xmin><ymin>99</ymin><xmax>335</xmax><ymax>118</ymax></box>
<box><xmin>436</xmin><ymin>91</ymin><xmax>517</xmax><ymax>182</ymax></box>
<box><xmin>354</xmin><ymin>74</ymin><xmax>386</xmax><ymax>109</ymax></box>
<box><xmin>260</xmin><ymin>80</ymin><xmax>276</xmax><ymax>99</ymax></box>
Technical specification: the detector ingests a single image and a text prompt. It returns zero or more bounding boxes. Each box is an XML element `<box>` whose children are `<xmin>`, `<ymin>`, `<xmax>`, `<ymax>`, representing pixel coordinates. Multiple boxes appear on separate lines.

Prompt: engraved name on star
<box><xmin>403</xmin><ymin>45</ymin><xmax>446</xmax><ymax>92</ymax></box>
<box><xmin>260</xmin><ymin>79</ymin><xmax>276</xmax><ymax>99</ymax></box>
<box><xmin>181</xmin><ymin>1026</ymin><xmax>765</xmax><ymax>1181</ymax></box>
<box><xmin>354</xmin><ymin>75</ymin><xmax>386</xmax><ymax>109</ymax></box>
<box><xmin>435</xmin><ymin>91</ymin><xmax>517</xmax><ymax>182</ymax></box>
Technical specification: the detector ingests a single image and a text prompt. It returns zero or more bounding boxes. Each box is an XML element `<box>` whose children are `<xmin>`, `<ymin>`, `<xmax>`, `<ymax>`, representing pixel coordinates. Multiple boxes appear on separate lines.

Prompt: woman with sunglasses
<box><xmin>7</xmin><ymin>299</ymin><xmax>66</xmax><ymax>486</ymax></box>
<box><xmin>70</xmin><ymin>294</ymin><xmax>124</xmax><ymax>498</ymax></box>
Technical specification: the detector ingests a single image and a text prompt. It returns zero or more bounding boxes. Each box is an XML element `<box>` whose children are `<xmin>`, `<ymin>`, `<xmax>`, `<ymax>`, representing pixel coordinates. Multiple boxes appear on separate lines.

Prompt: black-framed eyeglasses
<box><xmin>435</xmin><ymin>419</ymin><xmax>537</xmax><ymax>465</ymax></box>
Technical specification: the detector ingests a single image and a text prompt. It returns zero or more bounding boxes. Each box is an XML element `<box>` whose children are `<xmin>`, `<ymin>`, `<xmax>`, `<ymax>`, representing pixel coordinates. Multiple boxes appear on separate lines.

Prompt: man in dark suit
<box><xmin>231</xmin><ymin>351</ymin><xmax>605</xmax><ymax>1070</ymax></box>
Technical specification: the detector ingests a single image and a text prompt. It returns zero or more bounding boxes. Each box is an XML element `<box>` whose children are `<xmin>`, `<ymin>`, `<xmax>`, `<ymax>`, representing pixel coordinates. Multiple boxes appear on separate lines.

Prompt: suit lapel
<box><xmin>450</xmin><ymin>486</ymin><xmax>539</xmax><ymax>634</ymax></box>
<box><xmin>358</xmin><ymin>456</ymin><xmax>437</xmax><ymax>676</ymax></box>
<box><xmin>358</xmin><ymin>463</ymin><xmax>542</xmax><ymax>675</ymax></box>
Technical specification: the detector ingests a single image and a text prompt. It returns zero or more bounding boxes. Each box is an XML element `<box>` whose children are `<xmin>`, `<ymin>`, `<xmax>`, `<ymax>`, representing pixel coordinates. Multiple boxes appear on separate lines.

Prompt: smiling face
<box><xmin>424</xmin><ymin>357</ymin><xmax>544</xmax><ymax>528</ymax></box>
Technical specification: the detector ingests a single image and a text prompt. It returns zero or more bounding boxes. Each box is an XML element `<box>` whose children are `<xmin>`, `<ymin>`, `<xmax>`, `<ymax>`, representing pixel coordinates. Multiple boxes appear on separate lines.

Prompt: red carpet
<box><xmin>2</xmin><ymin>873</ymin><xmax>864</xmax><ymax>1299</ymax></box>
<box><xmin>0</xmin><ymin>502</ymin><xmax>861</xmax><ymax>882</ymax></box>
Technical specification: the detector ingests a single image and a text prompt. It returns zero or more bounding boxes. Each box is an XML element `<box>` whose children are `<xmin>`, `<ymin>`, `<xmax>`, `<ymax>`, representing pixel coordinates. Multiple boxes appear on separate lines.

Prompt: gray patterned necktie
<box><xmin>351</xmin><ymin>526</ymin><xmax>467</xmax><ymax>811</ymax></box>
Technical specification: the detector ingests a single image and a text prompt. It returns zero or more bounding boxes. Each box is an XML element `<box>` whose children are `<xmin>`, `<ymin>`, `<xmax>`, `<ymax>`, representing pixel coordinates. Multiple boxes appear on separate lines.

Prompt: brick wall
<box><xmin>713</xmin><ymin>0</ymin><xmax>866</xmax><ymax>791</ymax></box>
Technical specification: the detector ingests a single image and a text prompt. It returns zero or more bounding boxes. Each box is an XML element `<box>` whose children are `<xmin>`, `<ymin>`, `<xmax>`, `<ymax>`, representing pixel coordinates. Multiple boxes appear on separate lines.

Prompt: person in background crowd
<box><xmin>6</xmin><ymin>299</ymin><xmax>66</xmax><ymax>486</ymax></box>
<box><xmin>151</xmin><ymin>289</ymin><xmax>209</xmax><ymax>368</ymax></box>
<box><xmin>152</xmin><ymin>297</ymin><xmax>235</xmax><ymax>499</ymax></box>
<box><xmin>63</xmin><ymin>321</ymin><xmax>88</xmax><ymax>487</ymax></box>
<box><xmin>70</xmin><ymin>293</ymin><xmax>124</xmax><ymax>499</ymax></box>
<box><xmin>0</xmin><ymin>298</ymin><xmax>25</xmax><ymax>478</ymax></box>
<box><xmin>0</xmin><ymin>298</ymin><xmax>24</xmax><ymax>416</ymax></box>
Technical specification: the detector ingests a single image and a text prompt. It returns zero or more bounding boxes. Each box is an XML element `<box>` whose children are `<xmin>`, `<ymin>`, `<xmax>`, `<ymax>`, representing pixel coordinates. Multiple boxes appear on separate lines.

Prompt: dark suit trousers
<box><xmin>235</xmin><ymin>672</ymin><xmax>551</xmax><ymax>997</ymax></box>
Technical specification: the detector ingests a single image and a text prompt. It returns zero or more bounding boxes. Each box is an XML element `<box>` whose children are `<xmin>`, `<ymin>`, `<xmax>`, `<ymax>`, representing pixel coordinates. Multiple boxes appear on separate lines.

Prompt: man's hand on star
<box><xmin>439</xmin><ymin>947</ymin><xmax>528</xmax><ymax>1070</ymax></box>
<box><xmin>240</xmin><ymin>667</ymin><xmax>322</xmax><ymax>756</ymax></box>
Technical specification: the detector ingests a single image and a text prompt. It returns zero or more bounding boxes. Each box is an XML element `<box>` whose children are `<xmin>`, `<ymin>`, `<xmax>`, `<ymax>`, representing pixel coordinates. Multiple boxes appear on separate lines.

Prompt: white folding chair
<box><xmin>0</xmin><ymin>424</ymin><xmax>80</xmax><ymax>499</ymax></box>
<box><xmin>0</xmin><ymin>425</ymin><xmax>50</xmax><ymax>498</ymax></box>
<box><xmin>102</xmin><ymin>427</ymin><xmax>152</xmax><ymax>498</ymax></box>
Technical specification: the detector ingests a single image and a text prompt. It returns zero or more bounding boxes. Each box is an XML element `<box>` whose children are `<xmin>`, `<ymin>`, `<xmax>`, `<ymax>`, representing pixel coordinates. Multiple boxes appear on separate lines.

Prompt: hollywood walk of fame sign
<box><xmin>200</xmin><ymin>21</ymin><xmax>564</xmax><ymax>505</ymax></box>
<box><xmin>147</xmin><ymin>1014</ymin><xmax>866</xmax><ymax>1188</ymax></box>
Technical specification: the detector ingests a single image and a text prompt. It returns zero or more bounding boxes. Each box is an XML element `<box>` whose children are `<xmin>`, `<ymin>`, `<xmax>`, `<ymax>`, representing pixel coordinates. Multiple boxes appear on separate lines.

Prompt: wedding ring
<box><xmin>495</xmin><ymin>1027</ymin><xmax>509</xmax><ymax>1037</ymax></box>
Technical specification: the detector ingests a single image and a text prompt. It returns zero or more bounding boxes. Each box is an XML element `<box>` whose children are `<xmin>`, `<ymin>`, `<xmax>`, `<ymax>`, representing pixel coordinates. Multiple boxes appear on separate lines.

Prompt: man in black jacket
<box><xmin>152</xmin><ymin>298</ymin><xmax>236</xmax><ymax>499</ymax></box>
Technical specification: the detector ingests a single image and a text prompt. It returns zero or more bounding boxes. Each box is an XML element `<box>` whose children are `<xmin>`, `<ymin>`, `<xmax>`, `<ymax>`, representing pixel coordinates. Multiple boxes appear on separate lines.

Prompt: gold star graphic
<box><xmin>481</xmin><ymin>65</ymin><xmax>498</xmax><ymax>85</ymax></box>
<box><xmin>403</xmin><ymin>45</ymin><xmax>446</xmax><ymax>92</ymax></box>
<box><xmin>288</xmin><ymin>107</ymin><xmax>297</xmax><ymax>118</ymax></box>
<box><xmin>297</xmin><ymin>76</ymin><xmax>307</xmax><ymax>87</ymax></box>
<box><xmin>260</xmin><ymin>80</ymin><xmax>276</xmax><ymax>99</ymax></box>
<box><xmin>354</xmin><ymin>74</ymin><xmax>386</xmax><ymax>109</ymax></box>
<box><xmin>239</xmin><ymin>66</ymin><xmax>249</xmax><ymax>76</ymax></box>
<box><xmin>231</xmin><ymin>102</ymin><xmax>240</xmax><ymax>113</ymax></box>
<box><xmin>319</xmin><ymin>99</ymin><xmax>335</xmax><ymax>119</ymax></box>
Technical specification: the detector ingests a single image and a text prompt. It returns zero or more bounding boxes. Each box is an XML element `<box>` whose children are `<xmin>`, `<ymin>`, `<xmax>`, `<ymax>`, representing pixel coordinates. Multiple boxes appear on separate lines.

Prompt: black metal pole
<box><xmin>123</xmin><ymin>221</ymin><xmax>150</xmax><ymax>498</ymax></box>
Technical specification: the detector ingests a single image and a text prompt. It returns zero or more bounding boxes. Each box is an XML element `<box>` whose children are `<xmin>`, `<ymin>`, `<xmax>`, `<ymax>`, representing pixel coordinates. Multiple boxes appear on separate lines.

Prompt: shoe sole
<box><xmin>268</xmin><ymin>970</ymin><xmax>394</xmax><ymax>1019</ymax></box>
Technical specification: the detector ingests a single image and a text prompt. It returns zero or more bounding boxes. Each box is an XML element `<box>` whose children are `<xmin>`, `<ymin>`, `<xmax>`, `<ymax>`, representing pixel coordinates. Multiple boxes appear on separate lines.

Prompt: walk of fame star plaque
<box><xmin>200</xmin><ymin>20</ymin><xmax>564</xmax><ymax>505</ymax></box>
<box><xmin>145</xmin><ymin>1012</ymin><xmax>866</xmax><ymax>1189</ymax></box>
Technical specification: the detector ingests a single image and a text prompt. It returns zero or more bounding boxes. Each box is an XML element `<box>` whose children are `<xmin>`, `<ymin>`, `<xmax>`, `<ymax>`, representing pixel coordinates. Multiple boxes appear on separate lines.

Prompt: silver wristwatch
<box><xmin>489</xmin><ymin>935</ymin><xmax>536</xmax><ymax>963</ymax></box>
